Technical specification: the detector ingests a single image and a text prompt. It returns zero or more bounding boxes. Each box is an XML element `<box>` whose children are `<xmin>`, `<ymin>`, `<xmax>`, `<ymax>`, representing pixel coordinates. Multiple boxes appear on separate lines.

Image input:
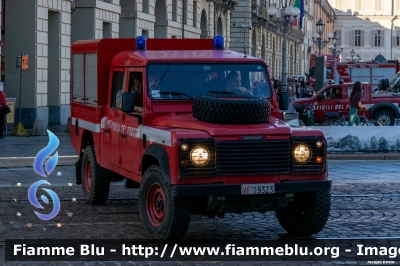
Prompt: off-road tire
<box><xmin>276</xmin><ymin>191</ymin><xmax>331</xmax><ymax>237</ymax></box>
<box><xmin>373</xmin><ymin>110</ymin><xmax>395</xmax><ymax>126</ymax></box>
<box><xmin>192</xmin><ymin>94</ymin><xmax>271</xmax><ymax>124</ymax></box>
<box><xmin>81</xmin><ymin>145</ymin><xmax>111</xmax><ymax>205</ymax></box>
<box><xmin>139</xmin><ymin>165</ymin><xmax>191</xmax><ymax>240</ymax></box>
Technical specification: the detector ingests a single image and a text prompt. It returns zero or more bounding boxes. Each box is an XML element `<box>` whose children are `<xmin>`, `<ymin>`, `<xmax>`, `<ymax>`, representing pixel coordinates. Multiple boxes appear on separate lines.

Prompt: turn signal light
<box><xmin>316</xmin><ymin>156</ymin><xmax>323</xmax><ymax>164</ymax></box>
<box><xmin>181</xmin><ymin>160</ymin><xmax>189</xmax><ymax>167</ymax></box>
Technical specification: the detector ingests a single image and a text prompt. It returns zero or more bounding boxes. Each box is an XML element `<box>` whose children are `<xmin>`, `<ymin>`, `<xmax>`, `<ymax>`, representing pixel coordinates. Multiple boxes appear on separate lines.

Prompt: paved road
<box><xmin>1</xmin><ymin>161</ymin><xmax>400</xmax><ymax>265</ymax></box>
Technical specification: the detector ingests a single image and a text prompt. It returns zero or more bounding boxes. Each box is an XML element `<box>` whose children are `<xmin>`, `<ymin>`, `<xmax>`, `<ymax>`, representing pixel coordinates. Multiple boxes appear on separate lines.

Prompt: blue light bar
<box><xmin>136</xmin><ymin>36</ymin><xmax>147</xmax><ymax>50</ymax></box>
<box><xmin>214</xmin><ymin>35</ymin><xmax>224</xmax><ymax>50</ymax></box>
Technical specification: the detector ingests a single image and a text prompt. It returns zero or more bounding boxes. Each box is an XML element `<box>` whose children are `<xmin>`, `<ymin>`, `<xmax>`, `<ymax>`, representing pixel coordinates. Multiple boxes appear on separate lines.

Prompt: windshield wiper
<box><xmin>208</xmin><ymin>90</ymin><xmax>237</xmax><ymax>94</ymax></box>
<box><xmin>159</xmin><ymin>92</ymin><xmax>193</xmax><ymax>99</ymax></box>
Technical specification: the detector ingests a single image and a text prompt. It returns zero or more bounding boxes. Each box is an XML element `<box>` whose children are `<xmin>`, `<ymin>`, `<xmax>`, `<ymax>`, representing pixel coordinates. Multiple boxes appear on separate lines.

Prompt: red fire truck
<box><xmin>309</xmin><ymin>53</ymin><xmax>400</xmax><ymax>90</ymax></box>
<box><xmin>70</xmin><ymin>36</ymin><xmax>331</xmax><ymax>240</ymax></box>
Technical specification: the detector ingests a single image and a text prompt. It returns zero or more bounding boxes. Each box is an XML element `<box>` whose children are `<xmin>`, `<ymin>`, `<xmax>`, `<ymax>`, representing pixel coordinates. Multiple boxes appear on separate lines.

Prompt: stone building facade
<box><xmin>328</xmin><ymin>0</ymin><xmax>400</xmax><ymax>62</ymax></box>
<box><xmin>1</xmin><ymin>0</ymin><xmax>338</xmax><ymax>128</ymax></box>
<box><xmin>313</xmin><ymin>0</ymin><xmax>336</xmax><ymax>56</ymax></box>
<box><xmin>2</xmin><ymin>0</ymin><xmax>235</xmax><ymax>128</ymax></box>
<box><xmin>229</xmin><ymin>0</ymin><xmax>308</xmax><ymax>80</ymax></box>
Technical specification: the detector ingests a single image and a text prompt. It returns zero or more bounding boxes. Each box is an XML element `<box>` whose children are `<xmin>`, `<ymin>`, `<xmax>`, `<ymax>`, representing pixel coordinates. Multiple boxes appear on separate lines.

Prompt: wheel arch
<box><xmin>371</xmin><ymin>102</ymin><xmax>400</xmax><ymax>118</ymax></box>
<box><xmin>142</xmin><ymin>144</ymin><xmax>171</xmax><ymax>183</ymax></box>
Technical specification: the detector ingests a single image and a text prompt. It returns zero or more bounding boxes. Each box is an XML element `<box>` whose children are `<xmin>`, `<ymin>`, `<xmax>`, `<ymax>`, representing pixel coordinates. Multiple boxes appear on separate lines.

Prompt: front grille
<box><xmin>215</xmin><ymin>140</ymin><xmax>291</xmax><ymax>175</ymax></box>
<box><xmin>292</xmin><ymin>137</ymin><xmax>325</xmax><ymax>173</ymax></box>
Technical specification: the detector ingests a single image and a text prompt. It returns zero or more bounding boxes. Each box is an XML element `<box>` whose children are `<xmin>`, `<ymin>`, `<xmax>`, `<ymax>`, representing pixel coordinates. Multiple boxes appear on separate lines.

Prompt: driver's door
<box><xmin>314</xmin><ymin>86</ymin><xmax>346</xmax><ymax>121</ymax></box>
<box><xmin>119</xmin><ymin>68</ymin><xmax>144</xmax><ymax>176</ymax></box>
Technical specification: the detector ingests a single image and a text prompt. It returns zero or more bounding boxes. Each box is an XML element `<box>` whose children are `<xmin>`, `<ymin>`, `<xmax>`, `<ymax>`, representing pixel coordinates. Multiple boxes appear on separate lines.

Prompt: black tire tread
<box><xmin>276</xmin><ymin>191</ymin><xmax>331</xmax><ymax>236</ymax></box>
<box><xmin>139</xmin><ymin>165</ymin><xmax>191</xmax><ymax>240</ymax></box>
<box><xmin>81</xmin><ymin>145</ymin><xmax>110</xmax><ymax>205</ymax></box>
<box><xmin>192</xmin><ymin>95</ymin><xmax>271</xmax><ymax>124</ymax></box>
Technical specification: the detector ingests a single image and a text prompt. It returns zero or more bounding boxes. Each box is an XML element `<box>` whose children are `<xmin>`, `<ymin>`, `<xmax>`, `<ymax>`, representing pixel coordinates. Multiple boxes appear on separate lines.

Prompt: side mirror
<box><xmin>278</xmin><ymin>91</ymin><xmax>289</xmax><ymax>110</ymax></box>
<box><xmin>121</xmin><ymin>92</ymin><xmax>135</xmax><ymax>113</ymax></box>
<box><xmin>317</xmin><ymin>94</ymin><xmax>325</xmax><ymax>101</ymax></box>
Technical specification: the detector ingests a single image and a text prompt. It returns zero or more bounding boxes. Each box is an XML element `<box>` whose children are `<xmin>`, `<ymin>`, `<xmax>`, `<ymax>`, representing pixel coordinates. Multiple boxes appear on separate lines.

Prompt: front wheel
<box><xmin>139</xmin><ymin>165</ymin><xmax>191</xmax><ymax>240</ymax></box>
<box><xmin>322</xmin><ymin>119</ymin><xmax>344</xmax><ymax>126</ymax></box>
<box><xmin>81</xmin><ymin>145</ymin><xmax>111</xmax><ymax>205</ymax></box>
<box><xmin>276</xmin><ymin>191</ymin><xmax>331</xmax><ymax>237</ymax></box>
<box><xmin>362</xmin><ymin>119</ymin><xmax>382</xmax><ymax>126</ymax></box>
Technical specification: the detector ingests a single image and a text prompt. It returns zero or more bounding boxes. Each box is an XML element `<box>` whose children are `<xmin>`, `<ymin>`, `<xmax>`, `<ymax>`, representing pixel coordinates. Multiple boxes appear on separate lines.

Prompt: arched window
<box><xmin>200</xmin><ymin>9</ymin><xmax>207</xmax><ymax>38</ymax></box>
<box><xmin>193</xmin><ymin>1</ymin><xmax>197</xmax><ymax>27</ymax></box>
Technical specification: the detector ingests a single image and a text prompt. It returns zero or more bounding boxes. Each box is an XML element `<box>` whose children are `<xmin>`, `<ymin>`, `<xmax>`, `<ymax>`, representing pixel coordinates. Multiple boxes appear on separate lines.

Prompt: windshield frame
<box><xmin>146</xmin><ymin>62</ymin><xmax>273</xmax><ymax>100</ymax></box>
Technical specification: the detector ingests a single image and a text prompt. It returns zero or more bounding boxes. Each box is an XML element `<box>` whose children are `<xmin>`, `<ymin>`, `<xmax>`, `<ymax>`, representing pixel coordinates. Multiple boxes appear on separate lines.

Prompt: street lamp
<box><xmin>312</xmin><ymin>18</ymin><xmax>333</xmax><ymax>56</ymax></box>
<box><xmin>328</xmin><ymin>31</ymin><xmax>344</xmax><ymax>83</ymax></box>
<box><xmin>351</xmin><ymin>49</ymin><xmax>355</xmax><ymax>62</ymax></box>
<box><xmin>267</xmin><ymin>0</ymin><xmax>300</xmax><ymax>110</ymax></box>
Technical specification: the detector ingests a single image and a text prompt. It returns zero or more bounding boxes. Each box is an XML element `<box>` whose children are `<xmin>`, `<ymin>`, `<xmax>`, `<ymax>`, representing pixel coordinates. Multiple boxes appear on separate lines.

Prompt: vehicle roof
<box><xmin>329</xmin><ymin>82</ymin><xmax>369</xmax><ymax>85</ymax></box>
<box><xmin>111</xmin><ymin>50</ymin><xmax>265</xmax><ymax>66</ymax></box>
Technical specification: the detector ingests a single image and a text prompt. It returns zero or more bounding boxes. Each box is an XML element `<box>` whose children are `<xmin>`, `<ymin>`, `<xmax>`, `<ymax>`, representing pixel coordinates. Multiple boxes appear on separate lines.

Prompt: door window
<box><xmin>111</xmin><ymin>71</ymin><xmax>126</xmax><ymax>109</ymax></box>
<box><xmin>128</xmin><ymin>72</ymin><xmax>143</xmax><ymax>112</ymax></box>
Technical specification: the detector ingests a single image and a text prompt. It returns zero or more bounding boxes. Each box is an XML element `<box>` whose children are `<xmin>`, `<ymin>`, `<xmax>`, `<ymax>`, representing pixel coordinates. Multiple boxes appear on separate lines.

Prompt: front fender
<box><xmin>142</xmin><ymin>144</ymin><xmax>171</xmax><ymax>183</ymax></box>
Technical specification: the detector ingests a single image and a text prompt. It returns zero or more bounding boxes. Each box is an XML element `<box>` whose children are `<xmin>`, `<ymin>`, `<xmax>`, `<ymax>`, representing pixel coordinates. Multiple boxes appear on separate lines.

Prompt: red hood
<box><xmin>151</xmin><ymin>114</ymin><xmax>293</xmax><ymax>136</ymax></box>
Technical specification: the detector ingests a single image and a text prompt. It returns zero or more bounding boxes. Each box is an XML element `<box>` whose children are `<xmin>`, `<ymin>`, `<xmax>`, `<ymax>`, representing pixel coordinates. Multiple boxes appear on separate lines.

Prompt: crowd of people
<box><xmin>271</xmin><ymin>77</ymin><xmax>314</xmax><ymax>101</ymax></box>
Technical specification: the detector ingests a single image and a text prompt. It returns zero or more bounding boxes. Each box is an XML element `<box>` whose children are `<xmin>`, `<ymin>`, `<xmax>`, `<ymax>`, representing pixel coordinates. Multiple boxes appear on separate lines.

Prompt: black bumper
<box><xmin>171</xmin><ymin>180</ymin><xmax>331</xmax><ymax>197</ymax></box>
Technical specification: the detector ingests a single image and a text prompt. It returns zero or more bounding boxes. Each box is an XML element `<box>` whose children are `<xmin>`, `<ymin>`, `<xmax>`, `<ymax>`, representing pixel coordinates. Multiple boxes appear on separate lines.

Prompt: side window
<box><xmin>330</xmin><ymin>86</ymin><xmax>342</xmax><ymax>99</ymax></box>
<box><xmin>322</xmin><ymin>87</ymin><xmax>331</xmax><ymax>98</ymax></box>
<box><xmin>347</xmin><ymin>86</ymin><xmax>364</xmax><ymax>98</ymax></box>
<box><xmin>128</xmin><ymin>72</ymin><xmax>143</xmax><ymax>111</ymax></box>
<box><xmin>110</xmin><ymin>71</ymin><xmax>126</xmax><ymax>108</ymax></box>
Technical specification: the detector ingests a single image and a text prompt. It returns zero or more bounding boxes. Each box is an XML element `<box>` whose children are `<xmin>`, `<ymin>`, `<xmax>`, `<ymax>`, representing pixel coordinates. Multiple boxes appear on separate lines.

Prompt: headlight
<box><xmin>190</xmin><ymin>146</ymin><xmax>210</xmax><ymax>166</ymax></box>
<box><xmin>293</xmin><ymin>144</ymin><xmax>311</xmax><ymax>163</ymax></box>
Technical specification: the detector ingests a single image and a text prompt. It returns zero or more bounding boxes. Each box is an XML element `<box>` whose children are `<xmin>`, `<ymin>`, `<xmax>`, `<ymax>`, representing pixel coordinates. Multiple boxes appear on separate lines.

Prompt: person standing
<box><xmin>0</xmin><ymin>87</ymin><xmax>6</xmax><ymax>138</ymax></box>
<box><xmin>295</xmin><ymin>81</ymin><xmax>302</xmax><ymax>98</ymax></box>
<box><xmin>348</xmin><ymin>81</ymin><xmax>368</xmax><ymax>126</ymax></box>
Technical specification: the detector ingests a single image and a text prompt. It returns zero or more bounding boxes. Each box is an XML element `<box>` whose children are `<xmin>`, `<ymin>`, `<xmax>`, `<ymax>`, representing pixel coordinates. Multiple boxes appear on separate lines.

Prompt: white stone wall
<box><xmin>36</xmin><ymin>0</ymin><xmax>72</xmax><ymax>107</ymax></box>
<box><xmin>94</xmin><ymin>8</ymin><xmax>120</xmax><ymax>38</ymax></box>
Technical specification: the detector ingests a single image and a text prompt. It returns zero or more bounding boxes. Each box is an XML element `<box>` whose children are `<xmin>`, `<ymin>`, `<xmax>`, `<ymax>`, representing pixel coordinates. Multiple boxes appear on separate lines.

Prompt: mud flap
<box><xmin>75</xmin><ymin>156</ymin><xmax>82</xmax><ymax>185</ymax></box>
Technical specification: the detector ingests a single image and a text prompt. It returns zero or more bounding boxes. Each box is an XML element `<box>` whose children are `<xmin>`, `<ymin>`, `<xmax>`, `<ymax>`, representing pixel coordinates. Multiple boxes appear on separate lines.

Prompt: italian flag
<box><xmin>292</xmin><ymin>0</ymin><xmax>304</xmax><ymax>29</ymax></box>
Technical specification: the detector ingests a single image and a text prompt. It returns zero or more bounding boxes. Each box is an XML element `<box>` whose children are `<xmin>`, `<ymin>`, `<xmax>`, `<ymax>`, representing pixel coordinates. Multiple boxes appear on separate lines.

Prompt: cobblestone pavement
<box><xmin>1</xmin><ymin>161</ymin><xmax>400</xmax><ymax>265</ymax></box>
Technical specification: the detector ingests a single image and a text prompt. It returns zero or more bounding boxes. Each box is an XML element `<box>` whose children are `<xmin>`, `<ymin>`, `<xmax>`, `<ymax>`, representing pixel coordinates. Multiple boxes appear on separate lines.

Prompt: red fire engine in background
<box><xmin>309</xmin><ymin>53</ymin><xmax>400</xmax><ymax>90</ymax></box>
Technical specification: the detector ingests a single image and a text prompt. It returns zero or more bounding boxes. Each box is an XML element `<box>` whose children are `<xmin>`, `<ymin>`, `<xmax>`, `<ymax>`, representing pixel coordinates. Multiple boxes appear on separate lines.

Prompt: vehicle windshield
<box><xmin>147</xmin><ymin>63</ymin><xmax>273</xmax><ymax>100</ymax></box>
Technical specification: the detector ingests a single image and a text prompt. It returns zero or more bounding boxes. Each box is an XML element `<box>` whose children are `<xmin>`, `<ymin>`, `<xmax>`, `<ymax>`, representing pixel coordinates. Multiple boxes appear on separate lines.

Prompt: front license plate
<box><xmin>241</xmin><ymin>183</ymin><xmax>275</xmax><ymax>195</ymax></box>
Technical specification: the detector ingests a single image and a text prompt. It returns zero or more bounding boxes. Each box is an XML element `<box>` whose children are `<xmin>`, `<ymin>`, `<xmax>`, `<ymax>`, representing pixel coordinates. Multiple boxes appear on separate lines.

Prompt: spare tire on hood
<box><xmin>192</xmin><ymin>94</ymin><xmax>271</xmax><ymax>124</ymax></box>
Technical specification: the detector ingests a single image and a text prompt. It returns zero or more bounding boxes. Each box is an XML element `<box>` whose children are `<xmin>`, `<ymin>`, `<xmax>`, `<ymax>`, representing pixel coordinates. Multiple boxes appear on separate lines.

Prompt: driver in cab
<box><xmin>226</xmin><ymin>71</ymin><xmax>252</xmax><ymax>96</ymax></box>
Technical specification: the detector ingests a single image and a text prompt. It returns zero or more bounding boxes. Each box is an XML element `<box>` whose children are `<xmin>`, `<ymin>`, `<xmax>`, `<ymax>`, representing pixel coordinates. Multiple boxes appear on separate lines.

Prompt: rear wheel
<box><xmin>81</xmin><ymin>145</ymin><xmax>111</xmax><ymax>205</ymax></box>
<box><xmin>373</xmin><ymin>110</ymin><xmax>395</xmax><ymax>126</ymax></box>
<box><xmin>362</xmin><ymin>119</ymin><xmax>382</xmax><ymax>126</ymax></box>
<box><xmin>276</xmin><ymin>191</ymin><xmax>331</xmax><ymax>237</ymax></box>
<box><xmin>139</xmin><ymin>165</ymin><xmax>191</xmax><ymax>240</ymax></box>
